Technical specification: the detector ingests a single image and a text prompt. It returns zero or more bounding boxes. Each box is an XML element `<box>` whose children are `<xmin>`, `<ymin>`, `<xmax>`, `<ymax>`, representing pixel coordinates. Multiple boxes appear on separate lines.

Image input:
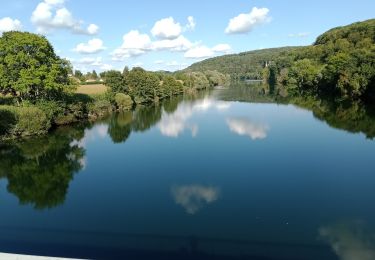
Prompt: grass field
<box><xmin>76</xmin><ymin>84</ymin><xmax>108</xmax><ymax>95</ymax></box>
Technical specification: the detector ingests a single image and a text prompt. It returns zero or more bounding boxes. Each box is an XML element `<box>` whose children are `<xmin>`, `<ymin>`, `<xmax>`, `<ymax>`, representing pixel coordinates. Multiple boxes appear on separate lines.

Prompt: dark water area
<box><xmin>1</xmin><ymin>85</ymin><xmax>375</xmax><ymax>259</ymax></box>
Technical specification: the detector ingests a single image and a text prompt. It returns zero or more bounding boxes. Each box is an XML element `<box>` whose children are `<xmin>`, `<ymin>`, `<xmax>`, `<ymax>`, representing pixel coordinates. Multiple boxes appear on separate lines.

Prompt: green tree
<box><xmin>105</xmin><ymin>70</ymin><xmax>126</xmax><ymax>93</ymax></box>
<box><xmin>92</xmin><ymin>70</ymin><xmax>98</xmax><ymax>80</ymax></box>
<box><xmin>127</xmin><ymin>68</ymin><xmax>160</xmax><ymax>104</ymax></box>
<box><xmin>0</xmin><ymin>31</ymin><xmax>74</xmax><ymax>101</ymax></box>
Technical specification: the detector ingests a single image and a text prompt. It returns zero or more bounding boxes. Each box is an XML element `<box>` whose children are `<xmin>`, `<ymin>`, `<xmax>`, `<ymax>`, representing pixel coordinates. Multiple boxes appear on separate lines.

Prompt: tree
<box><xmin>0</xmin><ymin>31</ymin><xmax>74</xmax><ymax>101</ymax></box>
<box><xmin>127</xmin><ymin>68</ymin><xmax>160</xmax><ymax>104</ymax></box>
<box><xmin>105</xmin><ymin>70</ymin><xmax>126</xmax><ymax>93</ymax></box>
<box><xmin>92</xmin><ymin>70</ymin><xmax>98</xmax><ymax>80</ymax></box>
<box><xmin>74</xmin><ymin>70</ymin><xmax>84</xmax><ymax>81</ymax></box>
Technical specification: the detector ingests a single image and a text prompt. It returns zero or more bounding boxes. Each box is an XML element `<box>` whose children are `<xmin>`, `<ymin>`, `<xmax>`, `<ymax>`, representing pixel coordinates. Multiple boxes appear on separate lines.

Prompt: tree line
<box><xmin>0</xmin><ymin>31</ymin><xmax>230</xmax><ymax>139</ymax></box>
<box><xmin>186</xmin><ymin>19</ymin><xmax>375</xmax><ymax>102</ymax></box>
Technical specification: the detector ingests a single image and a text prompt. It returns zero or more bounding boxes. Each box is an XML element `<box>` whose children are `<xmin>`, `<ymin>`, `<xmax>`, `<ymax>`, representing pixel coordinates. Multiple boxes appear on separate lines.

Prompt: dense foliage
<box><xmin>103</xmin><ymin>66</ymin><xmax>229</xmax><ymax>104</ymax></box>
<box><xmin>0</xmin><ymin>31</ymin><xmax>229</xmax><ymax>139</ymax></box>
<box><xmin>268</xmin><ymin>19</ymin><xmax>375</xmax><ymax>101</ymax></box>
<box><xmin>186</xmin><ymin>47</ymin><xmax>300</xmax><ymax>80</ymax></box>
<box><xmin>0</xmin><ymin>32</ymin><xmax>75</xmax><ymax>101</ymax></box>
<box><xmin>187</xmin><ymin>19</ymin><xmax>375</xmax><ymax>101</ymax></box>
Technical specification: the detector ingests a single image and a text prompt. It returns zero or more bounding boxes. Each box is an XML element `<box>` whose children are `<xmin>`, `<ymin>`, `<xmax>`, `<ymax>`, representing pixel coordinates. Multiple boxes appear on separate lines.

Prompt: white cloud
<box><xmin>73</xmin><ymin>56</ymin><xmax>113</xmax><ymax>71</ymax></box>
<box><xmin>87</xmin><ymin>24</ymin><xmax>99</xmax><ymax>35</ymax></box>
<box><xmin>77</xmin><ymin>57</ymin><xmax>101</xmax><ymax>65</ymax></box>
<box><xmin>154</xmin><ymin>60</ymin><xmax>164</xmax><ymax>64</ymax></box>
<box><xmin>226</xmin><ymin>117</ymin><xmax>268</xmax><ymax>140</ymax></box>
<box><xmin>225</xmin><ymin>7</ymin><xmax>270</xmax><ymax>34</ymax></box>
<box><xmin>184</xmin><ymin>43</ymin><xmax>232</xmax><ymax>59</ymax></box>
<box><xmin>151</xmin><ymin>17</ymin><xmax>182</xmax><ymax>40</ymax></box>
<box><xmin>112</xmin><ymin>31</ymin><xmax>193</xmax><ymax>61</ymax></box>
<box><xmin>184</xmin><ymin>46</ymin><xmax>214</xmax><ymax>59</ymax></box>
<box><xmin>31</xmin><ymin>0</ymin><xmax>99</xmax><ymax>35</ymax></box>
<box><xmin>185</xmin><ymin>16</ymin><xmax>196</xmax><ymax>31</ymax></box>
<box><xmin>288</xmin><ymin>32</ymin><xmax>310</xmax><ymax>38</ymax></box>
<box><xmin>74</xmin><ymin>38</ymin><xmax>106</xmax><ymax>54</ymax></box>
<box><xmin>152</xmin><ymin>35</ymin><xmax>193</xmax><ymax>52</ymax></box>
<box><xmin>212</xmin><ymin>43</ymin><xmax>232</xmax><ymax>53</ymax></box>
<box><xmin>171</xmin><ymin>185</ymin><xmax>220</xmax><ymax>214</ymax></box>
<box><xmin>0</xmin><ymin>17</ymin><xmax>22</xmax><ymax>33</ymax></box>
<box><xmin>111</xmin><ymin>30</ymin><xmax>152</xmax><ymax>61</ymax></box>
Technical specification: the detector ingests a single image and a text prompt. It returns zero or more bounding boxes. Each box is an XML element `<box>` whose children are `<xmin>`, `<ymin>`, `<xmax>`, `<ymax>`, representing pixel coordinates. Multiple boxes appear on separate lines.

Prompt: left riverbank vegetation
<box><xmin>0</xmin><ymin>31</ymin><xmax>230</xmax><ymax>140</ymax></box>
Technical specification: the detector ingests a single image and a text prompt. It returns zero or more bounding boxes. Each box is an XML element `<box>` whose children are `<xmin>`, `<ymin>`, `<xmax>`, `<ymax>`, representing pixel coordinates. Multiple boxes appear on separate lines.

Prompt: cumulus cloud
<box><xmin>74</xmin><ymin>38</ymin><xmax>106</xmax><ymax>54</ymax></box>
<box><xmin>184</xmin><ymin>43</ymin><xmax>232</xmax><ymax>59</ymax></box>
<box><xmin>73</xmin><ymin>56</ymin><xmax>113</xmax><ymax>71</ymax></box>
<box><xmin>31</xmin><ymin>0</ymin><xmax>99</xmax><ymax>35</ymax></box>
<box><xmin>226</xmin><ymin>117</ymin><xmax>268</xmax><ymax>140</ymax></box>
<box><xmin>112</xmin><ymin>31</ymin><xmax>192</xmax><ymax>61</ymax></box>
<box><xmin>184</xmin><ymin>46</ymin><xmax>214</xmax><ymax>59</ymax></box>
<box><xmin>288</xmin><ymin>32</ymin><xmax>310</xmax><ymax>38</ymax></box>
<box><xmin>151</xmin><ymin>17</ymin><xmax>182</xmax><ymax>40</ymax></box>
<box><xmin>152</xmin><ymin>35</ymin><xmax>193</xmax><ymax>52</ymax></box>
<box><xmin>171</xmin><ymin>185</ymin><xmax>220</xmax><ymax>214</ymax></box>
<box><xmin>212</xmin><ymin>43</ymin><xmax>232</xmax><ymax>53</ymax></box>
<box><xmin>0</xmin><ymin>17</ymin><xmax>22</xmax><ymax>34</ymax></box>
<box><xmin>185</xmin><ymin>16</ymin><xmax>196</xmax><ymax>31</ymax></box>
<box><xmin>112</xmin><ymin>16</ymin><xmax>227</xmax><ymax>61</ymax></box>
<box><xmin>225</xmin><ymin>7</ymin><xmax>270</xmax><ymax>34</ymax></box>
<box><xmin>111</xmin><ymin>30</ymin><xmax>152</xmax><ymax>60</ymax></box>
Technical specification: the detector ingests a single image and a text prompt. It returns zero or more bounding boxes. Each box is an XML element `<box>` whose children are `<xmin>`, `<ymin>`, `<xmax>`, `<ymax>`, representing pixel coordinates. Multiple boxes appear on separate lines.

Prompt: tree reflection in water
<box><xmin>0</xmin><ymin>126</ymin><xmax>86</xmax><ymax>209</ymax></box>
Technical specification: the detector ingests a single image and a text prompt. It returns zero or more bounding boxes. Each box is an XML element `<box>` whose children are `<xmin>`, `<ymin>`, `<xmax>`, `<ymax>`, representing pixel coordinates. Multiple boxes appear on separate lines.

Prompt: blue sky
<box><xmin>0</xmin><ymin>0</ymin><xmax>374</xmax><ymax>73</ymax></box>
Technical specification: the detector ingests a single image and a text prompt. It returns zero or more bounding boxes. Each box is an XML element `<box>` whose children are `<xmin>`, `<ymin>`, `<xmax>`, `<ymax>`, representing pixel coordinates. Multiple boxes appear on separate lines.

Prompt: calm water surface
<box><xmin>1</xmin><ymin>85</ymin><xmax>375</xmax><ymax>259</ymax></box>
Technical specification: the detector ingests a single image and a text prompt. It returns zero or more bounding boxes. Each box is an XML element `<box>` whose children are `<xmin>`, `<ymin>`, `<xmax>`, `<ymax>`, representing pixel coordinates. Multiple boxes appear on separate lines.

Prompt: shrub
<box><xmin>35</xmin><ymin>100</ymin><xmax>65</xmax><ymax>123</ymax></box>
<box><xmin>0</xmin><ymin>105</ymin><xmax>50</xmax><ymax>137</ymax></box>
<box><xmin>115</xmin><ymin>93</ymin><xmax>133</xmax><ymax>110</ymax></box>
<box><xmin>87</xmin><ymin>99</ymin><xmax>113</xmax><ymax>119</ymax></box>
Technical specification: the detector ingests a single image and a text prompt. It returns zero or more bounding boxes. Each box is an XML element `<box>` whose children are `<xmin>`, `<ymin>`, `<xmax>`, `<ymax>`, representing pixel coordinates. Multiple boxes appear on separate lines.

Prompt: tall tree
<box><xmin>0</xmin><ymin>31</ymin><xmax>74</xmax><ymax>101</ymax></box>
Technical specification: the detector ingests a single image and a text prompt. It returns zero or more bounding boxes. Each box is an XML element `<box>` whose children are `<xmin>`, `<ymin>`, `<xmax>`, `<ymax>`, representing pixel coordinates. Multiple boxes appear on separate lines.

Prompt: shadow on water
<box><xmin>0</xmin><ymin>110</ymin><xmax>16</xmax><ymax>136</ymax></box>
<box><xmin>0</xmin><ymin>225</ymin><xmax>338</xmax><ymax>260</ymax></box>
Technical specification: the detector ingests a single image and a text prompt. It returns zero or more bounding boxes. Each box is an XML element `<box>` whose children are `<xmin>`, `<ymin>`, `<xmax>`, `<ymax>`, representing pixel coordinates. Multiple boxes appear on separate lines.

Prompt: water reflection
<box><xmin>158</xmin><ymin>97</ymin><xmax>231</xmax><ymax>138</ymax></box>
<box><xmin>217</xmin><ymin>83</ymin><xmax>375</xmax><ymax>139</ymax></box>
<box><xmin>0</xmin><ymin>126</ymin><xmax>86</xmax><ymax>209</ymax></box>
<box><xmin>107</xmin><ymin>112</ymin><xmax>132</xmax><ymax>143</ymax></box>
<box><xmin>319</xmin><ymin>221</ymin><xmax>375</xmax><ymax>260</ymax></box>
<box><xmin>171</xmin><ymin>185</ymin><xmax>220</xmax><ymax>214</ymax></box>
<box><xmin>226</xmin><ymin>117</ymin><xmax>269</xmax><ymax>140</ymax></box>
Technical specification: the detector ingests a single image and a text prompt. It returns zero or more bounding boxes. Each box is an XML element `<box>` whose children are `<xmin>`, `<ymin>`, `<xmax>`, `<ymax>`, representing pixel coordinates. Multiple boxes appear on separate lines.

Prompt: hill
<box><xmin>185</xmin><ymin>47</ymin><xmax>302</xmax><ymax>80</ymax></box>
<box><xmin>186</xmin><ymin>19</ymin><xmax>375</xmax><ymax>101</ymax></box>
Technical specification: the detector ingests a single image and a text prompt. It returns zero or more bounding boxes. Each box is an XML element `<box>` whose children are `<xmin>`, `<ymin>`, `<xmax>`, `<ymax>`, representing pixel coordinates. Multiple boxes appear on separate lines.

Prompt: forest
<box><xmin>187</xmin><ymin>19</ymin><xmax>375</xmax><ymax>102</ymax></box>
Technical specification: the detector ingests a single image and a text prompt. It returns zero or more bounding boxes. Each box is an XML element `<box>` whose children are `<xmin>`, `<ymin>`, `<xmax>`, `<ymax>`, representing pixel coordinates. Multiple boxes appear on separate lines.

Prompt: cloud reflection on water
<box><xmin>319</xmin><ymin>221</ymin><xmax>375</xmax><ymax>260</ymax></box>
<box><xmin>158</xmin><ymin>97</ymin><xmax>231</xmax><ymax>138</ymax></box>
<box><xmin>69</xmin><ymin>124</ymin><xmax>109</xmax><ymax>169</ymax></box>
<box><xmin>226</xmin><ymin>117</ymin><xmax>268</xmax><ymax>140</ymax></box>
<box><xmin>171</xmin><ymin>184</ymin><xmax>220</xmax><ymax>214</ymax></box>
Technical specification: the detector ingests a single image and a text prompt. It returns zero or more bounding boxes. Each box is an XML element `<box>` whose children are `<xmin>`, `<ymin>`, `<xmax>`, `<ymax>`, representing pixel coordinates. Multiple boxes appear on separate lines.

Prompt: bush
<box><xmin>0</xmin><ymin>105</ymin><xmax>50</xmax><ymax>137</ymax></box>
<box><xmin>87</xmin><ymin>99</ymin><xmax>113</xmax><ymax>119</ymax></box>
<box><xmin>35</xmin><ymin>100</ymin><xmax>65</xmax><ymax>123</ymax></box>
<box><xmin>115</xmin><ymin>93</ymin><xmax>133</xmax><ymax>110</ymax></box>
